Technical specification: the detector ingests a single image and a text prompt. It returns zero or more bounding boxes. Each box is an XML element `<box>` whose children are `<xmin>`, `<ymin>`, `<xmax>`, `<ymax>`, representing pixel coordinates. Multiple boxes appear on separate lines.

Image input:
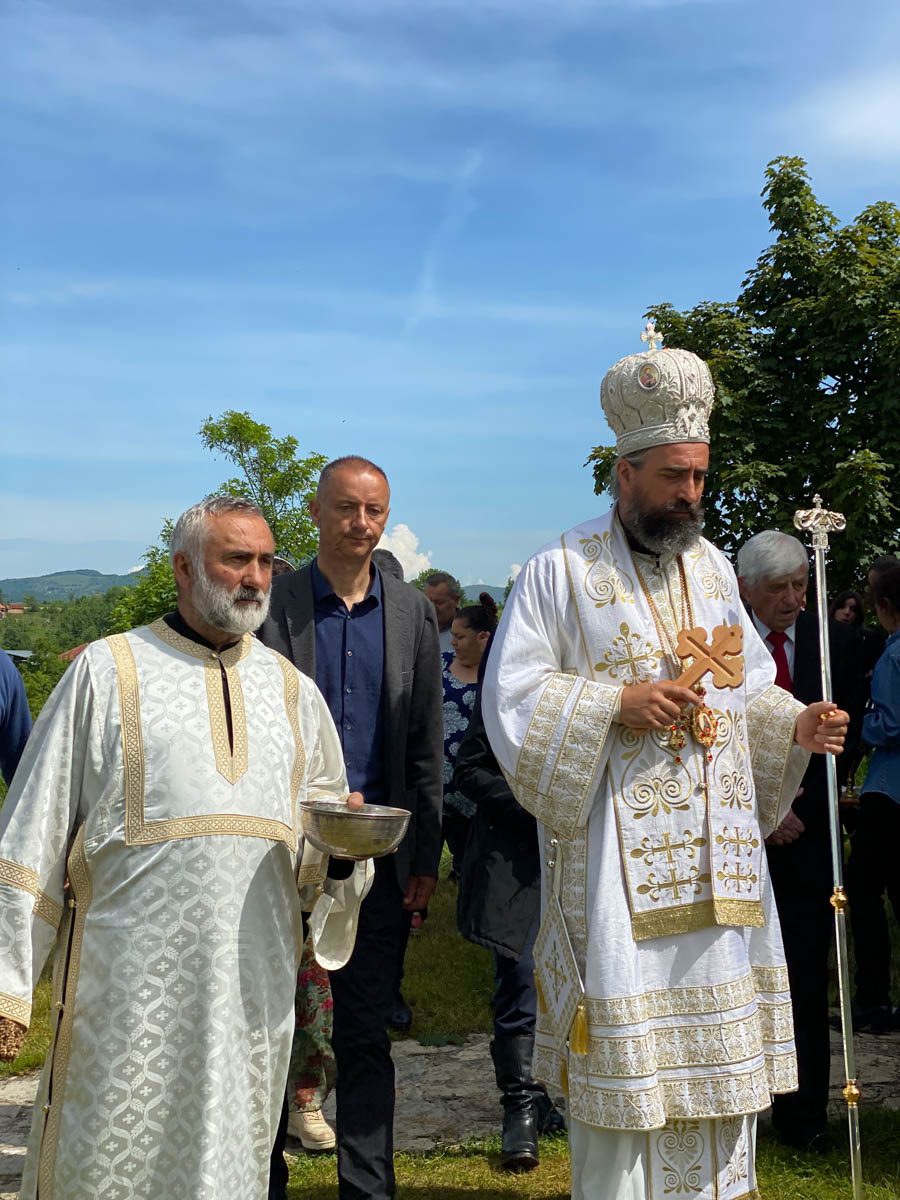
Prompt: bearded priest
<box><xmin>0</xmin><ymin>495</ymin><xmax>372</xmax><ymax>1200</ymax></box>
<box><xmin>482</xmin><ymin>336</ymin><xmax>850</xmax><ymax>1200</ymax></box>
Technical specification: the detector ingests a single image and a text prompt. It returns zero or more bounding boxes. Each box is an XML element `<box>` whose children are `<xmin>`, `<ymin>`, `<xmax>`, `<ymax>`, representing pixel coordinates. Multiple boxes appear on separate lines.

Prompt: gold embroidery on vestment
<box><xmin>37</xmin><ymin>827</ymin><xmax>92</xmax><ymax>1200</ymax></box>
<box><xmin>0</xmin><ymin>858</ymin><xmax>63</xmax><ymax>928</ymax></box>
<box><xmin>107</xmin><ymin>631</ymin><xmax>296</xmax><ymax>848</ymax></box>
<box><xmin>0</xmin><ymin>990</ymin><xmax>31</xmax><ymax>1027</ymax></box>
<box><xmin>580</xmin><ymin>530</ymin><xmax>635</xmax><ymax>608</ymax></box>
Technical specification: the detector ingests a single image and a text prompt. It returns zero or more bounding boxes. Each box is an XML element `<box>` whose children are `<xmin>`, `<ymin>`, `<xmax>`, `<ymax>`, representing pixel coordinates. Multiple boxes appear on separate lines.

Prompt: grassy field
<box><xmin>3</xmin><ymin>855</ymin><xmax>898</xmax><ymax>1198</ymax></box>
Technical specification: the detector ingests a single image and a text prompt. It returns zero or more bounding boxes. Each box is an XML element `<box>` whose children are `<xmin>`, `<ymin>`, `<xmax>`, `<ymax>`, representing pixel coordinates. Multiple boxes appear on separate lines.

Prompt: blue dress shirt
<box><xmin>861</xmin><ymin>628</ymin><xmax>900</xmax><ymax>804</ymax></box>
<box><xmin>310</xmin><ymin>558</ymin><xmax>386</xmax><ymax>806</ymax></box>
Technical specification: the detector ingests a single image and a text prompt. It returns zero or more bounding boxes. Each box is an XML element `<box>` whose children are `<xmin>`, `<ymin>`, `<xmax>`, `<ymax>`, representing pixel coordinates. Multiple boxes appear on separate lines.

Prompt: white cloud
<box><xmin>509</xmin><ymin>562</ymin><xmax>522</xmax><ymax>580</ymax></box>
<box><xmin>786</xmin><ymin>71</ymin><xmax>900</xmax><ymax>165</ymax></box>
<box><xmin>376</xmin><ymin>523</ymin><xmax>432</xmax><ymax>579</ymax></box>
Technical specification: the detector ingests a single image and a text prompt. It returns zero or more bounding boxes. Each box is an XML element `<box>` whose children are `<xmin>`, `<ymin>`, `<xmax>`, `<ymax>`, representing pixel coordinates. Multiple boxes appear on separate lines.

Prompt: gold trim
<box><xmin>106</xmin><ymin>632</ymin><xmax>296</xmax><ymax>848</ymax></box>
<box><xmin>0</xmin><ymin>858</ymin><xmax>63</xmax><ymax>928</ymax></box>
<box><xmin>278</xmin><ymin>655</ymin><xmax>305</xmax><ymax>815</ymax></box>
<box><xmin>37</xmin><ymin>827</ymin><xmax>92</xmax><ymax>1200</ymax></box>
<box><xmin>561</xmin><ymin>532</ymin><xmax>595</xmax><ymax>679</ymax></box>
<box><xmin>713</xmin><ymin>898</ymin><xmax>764</xmax><ymax>928</ymax></box>
<box><xmin>586</xmin><ymin>972</ymin><xmax>759</xmax><ymax>1026</ymax></box>
<box><xmin>147</xmin><ymin>617</ymin><xmax>252</xmax><ymax>667</ymax></box>
<box><xmin>0</xmin><ymin>990</ymin><xmax>31</xmax><ymax>1027</ymax></box>
<box><xmin>204</xmin><ymin>657</ymin><xmax>249</xmax><ymax>784</ymax></box>
<box><xmin>631</xmin><ymin>899</ymin><xmax>717</xmax><ymax>940</ymax></box>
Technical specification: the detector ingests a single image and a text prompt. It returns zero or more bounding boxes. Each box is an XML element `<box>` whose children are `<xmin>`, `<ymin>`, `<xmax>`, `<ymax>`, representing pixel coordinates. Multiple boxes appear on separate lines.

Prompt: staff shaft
<box><xmin>810</xmin><ymin>542</ymin><xmax>863</xmax><ymax>1198</ymax></box>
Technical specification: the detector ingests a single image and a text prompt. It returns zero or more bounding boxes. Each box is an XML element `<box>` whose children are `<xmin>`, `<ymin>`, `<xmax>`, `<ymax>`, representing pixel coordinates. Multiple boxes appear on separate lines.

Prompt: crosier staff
<box><xmin>794</xmin><ymin>494</ymin><xmax>863</xmax><ymax>1199</ymax></box>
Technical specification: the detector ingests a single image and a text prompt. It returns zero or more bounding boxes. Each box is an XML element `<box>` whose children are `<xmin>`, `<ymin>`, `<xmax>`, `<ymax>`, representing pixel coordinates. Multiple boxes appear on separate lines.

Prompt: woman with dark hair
<box><xmin>441</xmin><ymin>594</ymin><xmax>498</xmax><ymax>878</ymax></box>
<box><xmin>846</xmin><ymin>564</ymin><xmax>900</xmax><ymax>1033</ymax></box>
<box><xmin>829</xmin><ymin>589</ymin><xmax>864</xmax><ymax>626</ymax></box>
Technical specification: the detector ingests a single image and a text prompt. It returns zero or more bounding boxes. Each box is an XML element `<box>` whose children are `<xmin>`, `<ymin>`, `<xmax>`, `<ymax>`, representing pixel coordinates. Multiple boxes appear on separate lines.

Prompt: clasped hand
<box><xmin>618</xmin><ymin>681</ymin><xmax>699</xmax><ymax>731</ymax></box>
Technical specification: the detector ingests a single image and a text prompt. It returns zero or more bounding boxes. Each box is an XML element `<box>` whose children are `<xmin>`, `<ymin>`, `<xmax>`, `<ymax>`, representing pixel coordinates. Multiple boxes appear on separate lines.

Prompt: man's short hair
<box><xmin>316</xmin><ymin>456</ymin><xmax>389</xmax><ymax>498</ymax></box>
<box><xmin>736</xmin><ymin>531</ymin><xmax>809</xmax><ymax>587</ymax></box>
<box><xmin>609</xmin><ymin>450</ymin><xmax>651</xmax><ymax>500</ymax></box>
<box><xmin>424</xmin><ymin>572</ymin><xmax>463</xmax><ymax>600</ymax></box>
<box><xmin>171</xmin><ymin>495</ymin><xmax>266</xmax><ymax>567</ymax></box>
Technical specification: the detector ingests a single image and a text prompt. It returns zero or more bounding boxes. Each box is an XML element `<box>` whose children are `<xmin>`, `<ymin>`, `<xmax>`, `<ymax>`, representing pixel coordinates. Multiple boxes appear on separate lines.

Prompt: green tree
<box><xmin>410</xmin><ymin>568</ymin><xmax>462</xmax><ymax>593</ymax></box>
<box><xmin>109</xmin><ymin>525</ymin><xmax>177</xmax><ymax>634</ymax></box>
<box><xmin>587</xmin><ymin>156</ymin><xmax>900</xmax><ymax>590</ymax></box>
<box><xmin>199</xmin><ymin>411</ymin><xmax>326</xmax><ymax>564</ymax></box>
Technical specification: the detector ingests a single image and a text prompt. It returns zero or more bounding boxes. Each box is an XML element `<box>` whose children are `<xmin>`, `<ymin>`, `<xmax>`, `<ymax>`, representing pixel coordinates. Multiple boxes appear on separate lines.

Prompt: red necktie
<box><xmin>767</xmin><ymin>631</ymin><xmax>793</xmax><ymax>693</ymax></box>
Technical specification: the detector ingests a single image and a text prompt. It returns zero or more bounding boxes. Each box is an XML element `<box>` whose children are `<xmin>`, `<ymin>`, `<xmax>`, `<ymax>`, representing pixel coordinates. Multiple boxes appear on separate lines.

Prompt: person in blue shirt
<box><xmin>0</xmin><ymin>648</ymin><xmax>31</xmax><ymax>787</ymax></box>
<box><xmin>847</xmin><ymin>562</ymin><xmax>900</xmax><ymax>1034</ymax></box>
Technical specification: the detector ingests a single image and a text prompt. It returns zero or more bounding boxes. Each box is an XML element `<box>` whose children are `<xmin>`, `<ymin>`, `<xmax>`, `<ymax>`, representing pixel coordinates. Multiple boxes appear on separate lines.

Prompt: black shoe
<box><xmin>532</xmin><ymin>1088</ymin><xmax>566</xmax><ymax>1136</ymax></box>
<box><xmin>855</xmin><ymin>1004</ymin><xmax>893</xmax><ymax>1034</ymax></box>
<box><xmin>776</xmin><ymin>1129</ymin><xmax>834</xmax><ymax>1155</ymax></box>
<box><xmin>389</xmin><ymin>997</ymin><xmax>412</xmax><ymax>1032</ymax></box>
<box><xmin>491</xmin><ymin>1036</ymin><xmax>540</xmax><ymax>1172</ymax></box>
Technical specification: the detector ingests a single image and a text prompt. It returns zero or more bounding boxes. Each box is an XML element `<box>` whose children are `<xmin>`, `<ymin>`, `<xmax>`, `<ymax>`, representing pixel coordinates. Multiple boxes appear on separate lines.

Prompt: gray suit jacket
<box><xmin>259</xmin><ymin>562</ymin><xmax>444</xmax><ymax>889</ymax></box>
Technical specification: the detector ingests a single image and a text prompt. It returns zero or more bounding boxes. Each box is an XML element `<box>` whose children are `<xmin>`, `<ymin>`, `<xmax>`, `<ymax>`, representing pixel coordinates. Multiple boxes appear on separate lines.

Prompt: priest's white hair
<box><xmin>171</xmin><ymin>495</ymin><xmax>267</xmax><ymax>567</ymax></box>
<box><xmin>736</xmin><ymin>530</ymin><xmax>809</xmax><ymax>587</ymax></box>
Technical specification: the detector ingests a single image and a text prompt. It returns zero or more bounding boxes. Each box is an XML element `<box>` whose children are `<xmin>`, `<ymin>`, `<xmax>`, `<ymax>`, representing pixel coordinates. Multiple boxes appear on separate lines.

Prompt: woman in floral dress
<box><xmin>441</xmin><ymin>594</ymin><xmax>498</xmax><ymax>877</ymax></box>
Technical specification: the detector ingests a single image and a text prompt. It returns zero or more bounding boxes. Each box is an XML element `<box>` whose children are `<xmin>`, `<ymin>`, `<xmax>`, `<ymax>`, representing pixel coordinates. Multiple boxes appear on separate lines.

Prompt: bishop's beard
<box><xmin>618</xmin><ymin>497</ymin><xmax>705</xmax><ymax>557</ymax></box>
<box><xmin>192</xmin><ymin>565</ymin><xmax>271</xmax><ymax>635</ymax></box>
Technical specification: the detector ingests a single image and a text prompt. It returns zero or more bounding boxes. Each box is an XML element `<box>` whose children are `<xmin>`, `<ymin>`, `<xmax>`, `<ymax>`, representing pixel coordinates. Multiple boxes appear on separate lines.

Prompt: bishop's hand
<box><xmin>794</xmin><ymin>702</ymin><xmax>848</xmax><ymax>754</ymax></box>
<box><xmin>618</xmin><ymin>681</ymin><xmax>699</xmax><ymax>731</ymax></box>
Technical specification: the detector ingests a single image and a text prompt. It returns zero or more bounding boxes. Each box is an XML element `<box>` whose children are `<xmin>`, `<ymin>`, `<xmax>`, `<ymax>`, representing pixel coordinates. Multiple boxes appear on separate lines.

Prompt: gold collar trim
<box><xmin>148</xmin><ymin>618</ymin><xmax>253</xmax><ymax>667</ymax></box>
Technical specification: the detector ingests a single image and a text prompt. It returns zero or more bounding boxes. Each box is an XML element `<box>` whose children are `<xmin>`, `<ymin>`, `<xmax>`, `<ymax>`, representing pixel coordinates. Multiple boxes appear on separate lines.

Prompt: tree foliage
<box><xmin>199</xmin><ymin>411</ymin><xmax>326</xmax><ymax>564</ymax></box>
<box><xmin>108</xmin><ymin>528</ymin><xmax>178</xmax><ymax>634</ymax></box>
<box><xmin>588</xmin><ymin>156</ymin><xmax>900</xmax><ymax>590</ymax></box>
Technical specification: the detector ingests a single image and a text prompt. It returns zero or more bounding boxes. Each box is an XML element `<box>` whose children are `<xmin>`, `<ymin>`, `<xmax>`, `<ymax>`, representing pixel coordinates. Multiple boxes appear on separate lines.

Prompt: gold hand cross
<box><xmin>673</xmin><ymin>624</ymin><xmax>744</xmax><ymax>690</ymax></box>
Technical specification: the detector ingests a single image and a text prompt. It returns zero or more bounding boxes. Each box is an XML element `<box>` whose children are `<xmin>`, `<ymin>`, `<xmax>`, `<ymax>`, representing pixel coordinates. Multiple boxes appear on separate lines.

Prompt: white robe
<box><xmin>483</xmin><ymin>512</ymin><xmax>810</xmax><ymax>1197</ymax></box>
<box><xmin>0</xmin><ymin>619</ymin><xmax>372</xmax><ymax>1200</ymax></box>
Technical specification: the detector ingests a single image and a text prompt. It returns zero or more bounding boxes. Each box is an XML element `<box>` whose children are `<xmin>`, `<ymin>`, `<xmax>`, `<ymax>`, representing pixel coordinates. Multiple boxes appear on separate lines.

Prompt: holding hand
<box><xmin>765</xmin><ymin>808</ymin><xmax>805</xmax><ymax>847</ymax></box>
<box><xmin>618</xmin><ymin>681</ymin><xmax>699</xmax><ymax>732</ymax></box>
<box><xmin>794</xmin><ymin>702</ymin><xmax>849</xmax><ymax>755</ymax></box>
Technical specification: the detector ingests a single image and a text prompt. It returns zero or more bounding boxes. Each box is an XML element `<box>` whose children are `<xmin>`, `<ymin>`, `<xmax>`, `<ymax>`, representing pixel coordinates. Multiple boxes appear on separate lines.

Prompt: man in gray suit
<box><xmin>259</xmin><ymin>456</ymin><xmax>443</xmax><ymax>1200</ymax></box>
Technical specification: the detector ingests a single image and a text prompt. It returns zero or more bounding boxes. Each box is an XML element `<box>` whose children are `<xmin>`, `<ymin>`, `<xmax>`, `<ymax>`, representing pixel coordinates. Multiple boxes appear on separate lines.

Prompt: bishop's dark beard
<box><xmin>618</xmin><ymin>497</ymin><xmax>705</xmax><ymax>556</ymax></box>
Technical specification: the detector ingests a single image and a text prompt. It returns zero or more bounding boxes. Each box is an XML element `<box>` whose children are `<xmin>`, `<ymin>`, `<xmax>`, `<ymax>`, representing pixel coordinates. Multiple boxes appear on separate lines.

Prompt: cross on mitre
<box><xmin>673</xmin><ymin>624</ymin><xmax>744</xmax><ymax>690</ymax></box>
<box><xmin>640</xmin><ymin>320</ymin><xmax>662</xmax><ymax>352</ymax></box>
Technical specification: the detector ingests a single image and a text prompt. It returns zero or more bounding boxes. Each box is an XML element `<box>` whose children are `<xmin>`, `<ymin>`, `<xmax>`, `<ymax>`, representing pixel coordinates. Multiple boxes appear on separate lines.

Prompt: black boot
<box><xmin>530</xmin><ymin>1085</ymin><xmax>567</xmax><ymax>1136</ymax></box>
<box><xmin>490</xmin><ymin>1036</ymin><xmax>539</xmax><ymax>1172</ymax></box>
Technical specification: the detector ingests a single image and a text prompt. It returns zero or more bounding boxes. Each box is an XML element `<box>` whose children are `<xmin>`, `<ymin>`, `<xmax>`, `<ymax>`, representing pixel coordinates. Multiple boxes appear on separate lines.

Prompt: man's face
<box><xmin>179</xmin><ymin>512</ymin><xmax>275</xmax><ymax>634</ymax></box>
<box><xmin>617</xmin><ymin>442</ymin><xmax>708</xmax><ymax>555</ymax></box>
<box><xmin>740</xmin><ymin>568</ymin><xmax>808</xmax><ymax>633</ymax></box>
<box><xmin>309</xmin><ymin>466</ymin><xmax>390</xmax><ymax>565</ymax></box>
<box><xmin>425</xmin><ymin>583</ymin><xmax>458</xmax><ymax>630</ymax></box>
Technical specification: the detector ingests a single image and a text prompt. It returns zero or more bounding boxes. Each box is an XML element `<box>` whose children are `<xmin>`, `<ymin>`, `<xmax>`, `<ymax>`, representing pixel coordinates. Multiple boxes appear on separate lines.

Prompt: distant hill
<box><xmin>462</xmin><ymin>584</ymin><xmax>505</xmax><ymax>604</ymax></box>
<box><xmin>0</xmin><ymin>569</ymin><xmax>139</xmax><ymax>603</ymax></box>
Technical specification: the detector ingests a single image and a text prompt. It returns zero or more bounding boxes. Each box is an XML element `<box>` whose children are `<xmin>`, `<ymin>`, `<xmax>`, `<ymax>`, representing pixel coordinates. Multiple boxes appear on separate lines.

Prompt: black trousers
<box><xmin>767</xmin><ymin>835</ymin><xmax>833</xmax><ymax>1144</ymax></box>
<box><xmin>329</xmin><ymin>857</ymin><xmax>409</xmax><ymax>1200</ymax></box>
<box><xmin>493</xmin><ymin>914</ymin><xmax>539</xmax><ymax>1040</ymax></box>
<box><xmin>846</xmin><ymin>792</ymin><xmax>900</xmax><ymax>1010</ymax></box>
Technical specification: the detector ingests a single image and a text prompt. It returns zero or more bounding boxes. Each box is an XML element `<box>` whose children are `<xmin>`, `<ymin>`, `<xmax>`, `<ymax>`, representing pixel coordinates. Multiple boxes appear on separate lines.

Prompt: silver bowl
<box><xmin>300</xmin><ymin>799</ymin><xmax>410</xmax><ymax>861</ymax></box>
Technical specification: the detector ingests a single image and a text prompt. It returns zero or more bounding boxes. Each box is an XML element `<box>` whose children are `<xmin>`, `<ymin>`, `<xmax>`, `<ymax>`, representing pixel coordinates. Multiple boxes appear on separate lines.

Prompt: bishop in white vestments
<box><xmin>0</xmin><ymin>496</ymin><xmax>372</xmax><ymax>1200</ymax></box>
<box><xmin>482</xmin><ymin>342</ymin><xmax>849</xmax><ymax>1199</ymax></box>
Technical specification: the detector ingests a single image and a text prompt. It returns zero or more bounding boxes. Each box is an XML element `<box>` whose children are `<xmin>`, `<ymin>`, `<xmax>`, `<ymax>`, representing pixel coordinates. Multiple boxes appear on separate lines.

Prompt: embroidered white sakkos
<box><xmin>0</xmin><ymin>620</ymin><xmax>372</xmax><ymax>1200</ymax></box>
<box><xmin>482</xmin><ymin>512</ymin><xmax>810</xmax><ymax>1135</ymax></box>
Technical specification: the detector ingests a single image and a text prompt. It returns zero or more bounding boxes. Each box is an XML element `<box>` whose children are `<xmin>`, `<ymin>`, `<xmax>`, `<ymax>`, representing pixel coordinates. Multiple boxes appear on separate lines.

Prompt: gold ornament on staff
<box><xmin>794</xmin><ymin>493</ymin><xmax>863</xmax><ymax>1199</ymax></box>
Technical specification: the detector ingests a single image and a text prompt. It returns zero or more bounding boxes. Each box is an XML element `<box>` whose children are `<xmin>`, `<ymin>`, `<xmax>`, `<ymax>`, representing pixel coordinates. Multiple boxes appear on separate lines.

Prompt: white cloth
<box><xmin>0</xmin><ymin>619</ymin><xmax>372</xmax><ymax>1200</ymax></box>
<box><xmin>569</xmin><ymin>1114</ymin><xmax>758</xmax><ymax>1200</ymax></box>
<box><xmin>482</xmin><ymin>510</ymin><xmax>809</xmax><ymax>1136</ymax></box>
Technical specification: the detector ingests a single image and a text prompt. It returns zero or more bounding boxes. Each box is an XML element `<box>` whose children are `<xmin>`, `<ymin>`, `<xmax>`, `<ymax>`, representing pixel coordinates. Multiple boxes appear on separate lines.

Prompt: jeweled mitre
<box><xmin>601</xmin><ymin>346</ymin><xmax>715</xmax><ymax>456</ymax></box>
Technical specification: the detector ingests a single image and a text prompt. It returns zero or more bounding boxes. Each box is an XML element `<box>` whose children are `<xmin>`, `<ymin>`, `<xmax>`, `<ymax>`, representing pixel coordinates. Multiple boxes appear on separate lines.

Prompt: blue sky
<box><xmin>3</xmin><ymin>0</ymin><xmax>898</xmax><ymax>585</ymax></box>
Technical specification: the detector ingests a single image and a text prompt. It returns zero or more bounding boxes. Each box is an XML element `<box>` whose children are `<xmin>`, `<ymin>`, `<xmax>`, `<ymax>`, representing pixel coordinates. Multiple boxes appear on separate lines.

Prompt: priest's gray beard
<box><xmin>192</xmin><ymin>565</ymin><xmax>271</xmax><ymax>635</ymax></box>
<box><xmin>619</xmin><ymin>496</ymin><xmax>705</xmax><ymax>557</ymax></box>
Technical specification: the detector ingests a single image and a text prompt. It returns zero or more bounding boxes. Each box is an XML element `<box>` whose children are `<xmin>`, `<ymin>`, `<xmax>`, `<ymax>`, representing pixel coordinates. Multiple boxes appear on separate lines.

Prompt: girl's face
<box><xmin>450</xmin><ymin>619</ymin><xmax>490</xmax><ymax>668</ymax></box>
<box><xmin>834</xmin><ymin>598</ymin><xmax>861</xmax><ymax>625</ymax></box>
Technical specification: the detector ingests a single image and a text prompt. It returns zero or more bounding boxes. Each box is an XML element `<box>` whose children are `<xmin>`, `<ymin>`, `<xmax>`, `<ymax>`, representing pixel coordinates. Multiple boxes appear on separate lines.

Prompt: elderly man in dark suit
<box><xmin>260</xmin><ymin>455</ymin><xmax>443</xmax><ymax>1200</ymax></box>
<box><xmin>737</xmin><ymin>530</ymin><xmax>863</xmax><ymax>1154</ymax></box>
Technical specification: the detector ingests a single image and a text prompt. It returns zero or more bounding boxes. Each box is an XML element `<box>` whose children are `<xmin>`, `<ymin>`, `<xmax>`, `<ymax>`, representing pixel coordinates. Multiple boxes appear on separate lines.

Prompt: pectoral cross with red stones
<box><xmin>673</xmin><ymin>624</ymin><xmax>744</xmax><ymax>690</ymax></box>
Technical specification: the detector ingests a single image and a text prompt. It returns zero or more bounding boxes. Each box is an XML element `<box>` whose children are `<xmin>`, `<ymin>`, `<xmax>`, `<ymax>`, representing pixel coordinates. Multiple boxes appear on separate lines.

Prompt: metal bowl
<box><xmin>299</xmin><ymin>799</ymin><xmax>410</xmax><ymax>861</ymax></box>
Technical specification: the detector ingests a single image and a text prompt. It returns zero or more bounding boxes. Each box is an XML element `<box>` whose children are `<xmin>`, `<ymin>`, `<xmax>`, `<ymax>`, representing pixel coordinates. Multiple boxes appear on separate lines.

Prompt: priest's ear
<box><xmin>172</xmin><ymin>550</ymin><xmax>195</xmax><ymax>593</ymax></box>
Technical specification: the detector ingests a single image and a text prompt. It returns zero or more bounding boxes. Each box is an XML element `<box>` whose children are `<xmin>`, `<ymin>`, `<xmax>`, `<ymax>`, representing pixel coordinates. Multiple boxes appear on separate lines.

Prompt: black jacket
<box><xmin>454</xmin><ymin>690</ymin><xmax>540</xmax><ymax>960</ymax></box>
<box><xmin>258</xmin><ymin>561</ymin><xmax>444</xmax><ymax>888</ymax></box>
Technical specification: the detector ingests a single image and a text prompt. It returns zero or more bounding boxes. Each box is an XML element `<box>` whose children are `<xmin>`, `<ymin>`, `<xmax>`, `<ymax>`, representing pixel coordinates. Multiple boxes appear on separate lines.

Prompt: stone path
<box><xmin>1</xmin><ymin>1026</ymin><xmax>898</xmax><ymax>1196</ymax></box>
